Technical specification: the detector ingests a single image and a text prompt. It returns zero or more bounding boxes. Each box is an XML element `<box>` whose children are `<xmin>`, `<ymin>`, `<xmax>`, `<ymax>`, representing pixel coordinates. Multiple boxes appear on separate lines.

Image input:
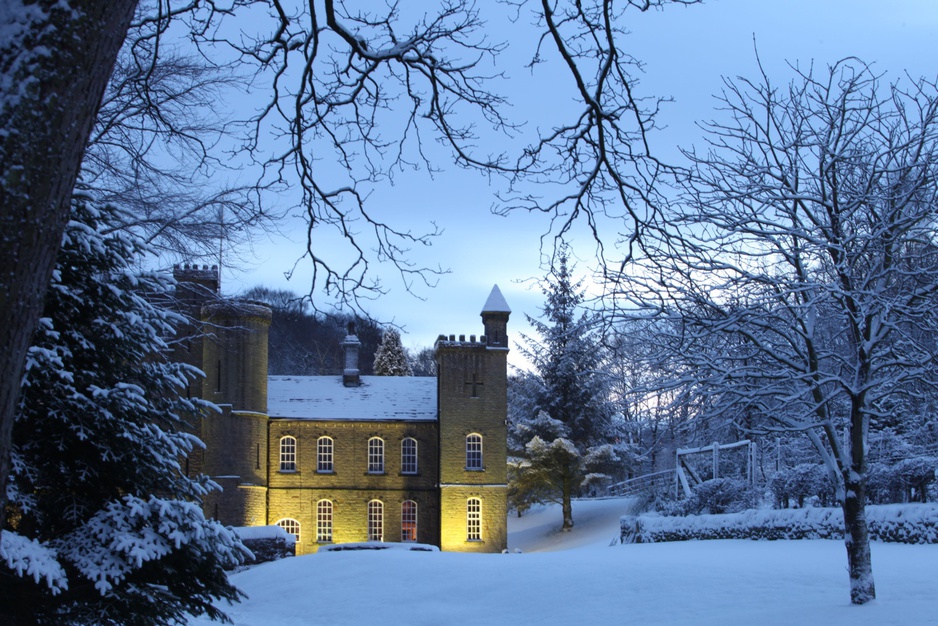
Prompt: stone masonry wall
<box><xmin>436</xmin><ymin>339</ymin><xmax>509</xmax><ymax>552</ymax></box>
<box><xmin>439</xmin><ymin>486</ymin><xmax>508</xmax><ymax>552</ymax></box>
<box><xmin>267</xmin><ymin>419</ymin><xmax>440</xmax><ymax>554</ymax></box>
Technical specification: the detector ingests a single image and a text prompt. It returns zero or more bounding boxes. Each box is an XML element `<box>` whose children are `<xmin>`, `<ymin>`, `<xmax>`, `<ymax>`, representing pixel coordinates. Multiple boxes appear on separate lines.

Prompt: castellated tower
<box><xmin>436</xmin><ymin>285</ymin><xmax>510</xmax><ymax>552</ymax></box>
<box><xmin>199</xmin><ymin>299</ymin><xmax>272</xmax><ymax>527</ymax></box>
<box><xmin>172</xmin><ymin>264</ymin><xmax>219</xmax><ymax>386</ymax></box>
<box><xmin>172</xmin><ymin>265</ymin><xmax>219</xmax><ymax>478</ymax></box>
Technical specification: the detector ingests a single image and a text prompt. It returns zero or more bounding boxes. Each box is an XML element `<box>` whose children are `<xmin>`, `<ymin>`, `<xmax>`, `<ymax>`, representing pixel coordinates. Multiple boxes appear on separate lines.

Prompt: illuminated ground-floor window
<box><xmin>401</xmin><ymin>500</ymin><xmax>417</xmax><ymax>542</ymax></box>
<box><xmin>368</xmin><ymin>500</ymin><xmax>384</xmax><ymax>541</ymax></box>
<box><xmin>467</xmin><ymin>498</ymin><xmax>481</xmax><ymax>541</ymax></box>
<box><xmin>317</xmin><ymin>500</ymin><xmax>333</xmax><ymax>543</ymax></box>
<box><xmin>277</xmin><ymin>518</ymin><xmax>301</xmax><ymax>544</ymax></box>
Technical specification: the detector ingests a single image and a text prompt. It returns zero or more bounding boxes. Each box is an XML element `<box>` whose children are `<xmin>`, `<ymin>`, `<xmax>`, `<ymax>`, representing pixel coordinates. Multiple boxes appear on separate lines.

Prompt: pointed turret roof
<box><xmin>481</xmin><ymin>284</ymin><xmax>511</xmax><ymax>314</ymax></box>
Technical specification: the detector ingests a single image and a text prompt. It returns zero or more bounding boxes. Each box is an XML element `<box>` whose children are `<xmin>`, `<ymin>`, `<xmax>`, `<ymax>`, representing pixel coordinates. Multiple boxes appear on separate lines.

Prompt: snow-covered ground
<box><xmin>190</xmin><ymin>498</ymin><xmax>938</xmax><ymax>625</ymax></box>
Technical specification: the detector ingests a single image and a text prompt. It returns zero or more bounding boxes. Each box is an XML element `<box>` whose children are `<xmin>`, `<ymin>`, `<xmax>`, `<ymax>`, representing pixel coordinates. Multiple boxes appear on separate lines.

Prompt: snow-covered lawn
<box><xmin>191</xmin><ymin>498</ymin><xmax>938</xmax><ymax>625</ymax></box>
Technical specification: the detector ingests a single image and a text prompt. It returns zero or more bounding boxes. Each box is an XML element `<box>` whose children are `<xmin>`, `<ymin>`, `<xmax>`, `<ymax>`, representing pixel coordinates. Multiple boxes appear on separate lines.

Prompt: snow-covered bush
<box><xmin>234</xmin><ymin>526</ymin><xmax>295</xmax><ymax>566</ymax></box>
<box><xmin>868</xmin><ymin>457</ymin><xmax>938</xmax><ymax>504</ymax></box>
<box><xmin>894</xmin><ymin>457</ymin><xmax>938</xmax><ymax>502</ymax></box>
<box><xmin>768</xmin><ymin>464</ymin><xmax>836</xmax><ymax>508</ymax></box>
<box><xmin>676</xmin><ymin>478</ymin><xmax>758</xmax><ymax>515</ymax></box>
<box><xmin>1</xmin><ymin>199</ymin><xmax>247</xmax><ymax>625</ymax></box>
<box><xmin>868</xmin><ymin>462</ymin><xmax>903</xmax><ymax>504</ymax></box>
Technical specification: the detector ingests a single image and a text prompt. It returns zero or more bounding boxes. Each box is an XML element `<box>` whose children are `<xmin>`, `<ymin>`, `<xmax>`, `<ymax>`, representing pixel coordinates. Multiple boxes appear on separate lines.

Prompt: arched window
<box><xmin>368</xmin><ymin>500</ymin><xmax>384</xmax><ymax>541</ymax></box>
<box><xmin>317</xmin><ymin>500</ymin><xmax>333</xmax><ymax>543</ymax></box>
<box><xmin>401</xmin><ymin>438</ymin><xmax>418</xmax><ymax>475</ymax></box>
<box><xmin>401</xmin><ymin>500</ymin><xmax>418</xmax><ymax>542</ymax></box>
<box><xmin>467</xmin><ymin>498</ymin><xmax>482</xmax><ymax>541</ymax></box>
<box><xmin>317</xmin><ymin>436</ymin><xmax>334</xmax><ymax>473</ymax></box>
<box><xmin>277</xmin><ymin>518</ymin><xmax>301</xmax><ymax>543</ymax></box>
<box><xmin>367</xmin><ymin>437</ymin><xmax>385</xmax><ymax>474</ymax></box>
<box><xmin>279</xmin><ymin>436</ymin><xmax>297</xmax><ymax>472</ymax></box>
<box><xmin>466</xmin><ymin>434</ymin><xmax>483</xmax><ymax>470</ymax></box>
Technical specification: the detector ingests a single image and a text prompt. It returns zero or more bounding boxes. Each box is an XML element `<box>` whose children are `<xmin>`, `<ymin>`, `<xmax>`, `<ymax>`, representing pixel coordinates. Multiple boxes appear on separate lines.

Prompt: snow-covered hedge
<box><xmin>620</xmin><ymin>504</ymin><xmax>938</xmax><ymax>544</ymax></box>
<box><xmin>234</xmin><ymin>526</ymin><xmax>295</xmax><ymax>566</ymax></box>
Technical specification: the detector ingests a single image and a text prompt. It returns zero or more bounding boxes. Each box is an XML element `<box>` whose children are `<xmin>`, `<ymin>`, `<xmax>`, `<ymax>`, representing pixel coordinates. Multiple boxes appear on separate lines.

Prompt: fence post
<box><xmin>712</xmin><ymin>441</ymin><xmax>719</xmax><ymax>479</ymax></box>
<box><xmin>675</xmin><ymin>449</ymin><xmax>680</xmax><ymax>498</ymax></box>
<box><xmin>747</xmin><ymin>441</ymin><xmax>754</xmax><ymax>485</ymax></box>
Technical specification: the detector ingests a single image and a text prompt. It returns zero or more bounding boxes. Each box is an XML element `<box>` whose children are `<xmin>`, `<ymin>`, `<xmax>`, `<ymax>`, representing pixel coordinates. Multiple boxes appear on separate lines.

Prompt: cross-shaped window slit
<box><xmin>465</xmin><ymin>372</ymin><xmax>484</xmax><ymax>398</ymax></box>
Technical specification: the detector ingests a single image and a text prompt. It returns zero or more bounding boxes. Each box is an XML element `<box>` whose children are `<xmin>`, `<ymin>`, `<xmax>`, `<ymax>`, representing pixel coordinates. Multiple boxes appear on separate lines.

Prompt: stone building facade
<box><xmin>173</xmin><ymin>265</ymin><xmax>510</xmax><ymax>554</ymax></box>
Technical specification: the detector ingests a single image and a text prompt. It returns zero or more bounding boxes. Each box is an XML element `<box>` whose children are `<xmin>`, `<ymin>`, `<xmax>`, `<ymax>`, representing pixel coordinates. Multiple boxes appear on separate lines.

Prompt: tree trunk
<box><xmin>842</xmin><ymin>470</ymin><xmax>876</xmax><ymax>604</ymax></box>
<box><xmin>561</xmin><ymin>467</ymin><xmax>574</xmax><ymax>531</ymax></box>
<box><xmin>0</xmin><ymin>0</ymin><xmax>137</xmax><ymax>527</ymax></box>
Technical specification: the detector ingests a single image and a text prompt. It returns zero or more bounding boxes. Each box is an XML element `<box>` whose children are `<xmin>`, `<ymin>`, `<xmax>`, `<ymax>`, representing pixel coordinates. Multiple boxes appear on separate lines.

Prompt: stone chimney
<box><xmin>342</xmin><ymin>322</ymin><xmax>362</xmax><ymax>387</ymax></box>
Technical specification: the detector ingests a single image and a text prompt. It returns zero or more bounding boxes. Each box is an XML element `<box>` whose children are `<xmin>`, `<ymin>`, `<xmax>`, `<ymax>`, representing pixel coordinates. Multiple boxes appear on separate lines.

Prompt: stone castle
<box><xmin>173</xmin><ymin>266</ymin><xmax>510</xmax><ymax>554</ymax></box>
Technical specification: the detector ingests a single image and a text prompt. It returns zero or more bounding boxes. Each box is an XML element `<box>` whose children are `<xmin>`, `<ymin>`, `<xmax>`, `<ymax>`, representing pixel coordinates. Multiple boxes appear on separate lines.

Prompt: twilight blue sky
<box><xmin>219</xmin><ymin>0</ymin><xmax>938</xmax><ymax>368</ymax></box>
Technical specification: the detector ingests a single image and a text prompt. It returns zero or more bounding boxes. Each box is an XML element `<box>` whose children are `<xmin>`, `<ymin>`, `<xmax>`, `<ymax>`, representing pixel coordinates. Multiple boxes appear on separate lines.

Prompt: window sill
<box><xmin>317</xmin><ymin>469</ymin><xmax>334</xmax><ymax>474</ymax></box>
<box><xmin>279</xmin><ymin>469</ymin><xmax>298</xmax><ymax>474</ymax></box>
<box><xmin>366</xmin><ymin>471</ymin><xmax>386</xmax><ymax>476</ymax></box>
<box><xmin>465</xmin><ymin>467</ymin><xmax>485</xmax><ymax>472</ymax></box>
<box><xmin>400</xmin><ymin>472</ymin><xmax>419</xmax><ymax>477</ymax></box>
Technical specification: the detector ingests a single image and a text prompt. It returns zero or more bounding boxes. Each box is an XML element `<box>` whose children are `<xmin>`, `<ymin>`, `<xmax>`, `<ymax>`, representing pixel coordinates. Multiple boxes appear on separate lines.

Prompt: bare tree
<box><xmin>81</xmin><ymin>45</ymin><xmax>264</xmax><ymax>261</ymax></box>
<box><xmin>612</xmin><ymin>59</ymin><xmax>938</xmax><ymax>604</ymax></box>
<box><xmin>499</xmin><ymin>0</ymin><xmax>699</xmax><ymax>267</ymax></box>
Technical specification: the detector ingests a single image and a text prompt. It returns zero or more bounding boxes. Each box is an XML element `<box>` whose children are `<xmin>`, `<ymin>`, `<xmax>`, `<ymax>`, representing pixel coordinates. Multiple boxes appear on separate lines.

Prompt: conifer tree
<box><xmin>510</xmin><ymin>249</ymin><xmax>618</xmax><ymax>529</ymax></box>
<box><xmin>1</xmin><ymin>198</ymin><xmax>246</xmax><ymax>625</ymax></box>
<box><xmin>373</xmin><ymin>328</ymin><xmax>412</xmax><ymax>376</ymax></box>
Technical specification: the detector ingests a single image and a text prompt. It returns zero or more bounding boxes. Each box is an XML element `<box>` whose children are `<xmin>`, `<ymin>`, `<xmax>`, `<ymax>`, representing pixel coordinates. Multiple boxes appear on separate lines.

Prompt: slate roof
<box><xmin>266</xmin><ymin>375</ymin><xmax>438</xmax><ymax>421</ymax></box>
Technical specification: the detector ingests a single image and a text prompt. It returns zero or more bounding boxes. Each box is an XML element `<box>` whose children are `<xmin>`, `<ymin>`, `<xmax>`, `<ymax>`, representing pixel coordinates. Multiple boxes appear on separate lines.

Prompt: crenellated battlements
<box><xmin>173</xmin><ymin>262</ymin><xmax>218</xmax><ymax>279</ymax></box>
<box><xmin>435</xmin><ymin>333</ymin><xmax>487</xmax><ymax>348</ymax></box>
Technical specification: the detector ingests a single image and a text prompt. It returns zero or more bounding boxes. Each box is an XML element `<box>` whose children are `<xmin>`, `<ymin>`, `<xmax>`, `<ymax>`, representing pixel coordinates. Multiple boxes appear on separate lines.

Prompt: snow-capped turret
<box><xmin>481</xmin><ymin>284</ymin><xmax>511</xmax><ymax>349</ymax></box>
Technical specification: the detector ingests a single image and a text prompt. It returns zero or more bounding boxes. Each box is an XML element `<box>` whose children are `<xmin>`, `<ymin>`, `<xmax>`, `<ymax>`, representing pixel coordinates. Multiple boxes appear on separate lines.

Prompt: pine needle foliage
<box><xmin>1</xmin><ymin>198</ymin><xmax>247</xmax><ymax>625</ymax></box>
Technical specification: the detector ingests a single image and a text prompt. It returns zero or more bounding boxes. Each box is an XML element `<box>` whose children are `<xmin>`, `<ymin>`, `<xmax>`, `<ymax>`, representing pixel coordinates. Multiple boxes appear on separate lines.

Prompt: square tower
<box><xmin>436</xmin><ymin>285</ymin><xmax>510</xmax><ymax>552</ymax></box>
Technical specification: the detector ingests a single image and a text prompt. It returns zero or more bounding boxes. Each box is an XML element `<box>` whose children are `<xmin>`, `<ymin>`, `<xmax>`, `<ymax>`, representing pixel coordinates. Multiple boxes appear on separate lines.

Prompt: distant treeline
<box><xmin>242</xmin><ymin>286</ymin><xmax>435</xmax><ymax>376</ymax></box>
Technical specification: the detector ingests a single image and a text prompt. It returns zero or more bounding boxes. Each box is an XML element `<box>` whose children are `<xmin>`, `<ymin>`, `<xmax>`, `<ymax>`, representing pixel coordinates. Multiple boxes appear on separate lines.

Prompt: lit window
<box><xmin>467</xmin><ymin>498</ymin><xmax>481</xmax><ymax>541</ymax></box>
<box><xmin>401</xmin><ymin>500</ymin><xmax>418</xmax><ymax>542</ymax></box>
<box><xmin>368</xmin><ymin>437</ymin><xmax>385</xmax><ymax>474</ymax></box>
<box><xmin>317</xmin><ymin>436</ymin><xmax>334</xmax><ymax>473</ymax></box>
<box><xmin>401</xmin><ymin>438</ymin><xmax>418</xmax><ymax>475</ymax></box>
<box><xmin>280</xmin><ymin>436</ymin><xmax>297</xmax><ymax>472</ymax></box>
<box><xmin>466</xmin><ymin>434</ymin><xmax>483</xmax><ymax>470</ymax></box>
<box><xmin>277</xmin><ymin>518</ymin><xmax>300</xmax><ymax>543</ymax></box>
<box><xmin>317</xmin><ymin>500</ymin><xmax>333</xmax><ymax>543</ymax></box>
<box><xmin>368</xmin><ymin>500</ymin><xmax>384</xmax><ymax>541</ymax></box>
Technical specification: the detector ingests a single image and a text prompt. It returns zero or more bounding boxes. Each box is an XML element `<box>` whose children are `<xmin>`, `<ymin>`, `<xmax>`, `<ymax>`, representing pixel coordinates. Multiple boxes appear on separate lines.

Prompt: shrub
<box><xmin>680</xmin><ymin>478</ymin><xmax>757</xmax><ymax>515</ymax></box>
<box><xmin>870</xmin><ymin>457</ymin><xmax>938</xmax><ymax>504</ymax></box>
<box><xmin>769</xmin><ymin>464</ymin><xmax>835</xmax><ymax>508</ymax></box>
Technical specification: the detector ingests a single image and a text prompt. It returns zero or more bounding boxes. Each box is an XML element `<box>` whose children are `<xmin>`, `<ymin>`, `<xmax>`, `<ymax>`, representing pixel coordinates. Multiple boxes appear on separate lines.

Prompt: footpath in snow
<box><xmin>190</xmin><ymin>498</ymin><xmax>938</xmax><ymax>626</ymax></box>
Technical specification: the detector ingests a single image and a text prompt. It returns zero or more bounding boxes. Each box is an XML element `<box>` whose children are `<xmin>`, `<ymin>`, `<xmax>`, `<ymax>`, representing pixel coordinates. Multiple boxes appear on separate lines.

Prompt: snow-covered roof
<box><xmin>267</xmin><ymin>375</ymin><xmax>437</xmax><ymax>421</ymax></box>
<box><xmin>482</xmin><ymin>284</ymin><xmax>511</xmax><ymax>314</ymax></box>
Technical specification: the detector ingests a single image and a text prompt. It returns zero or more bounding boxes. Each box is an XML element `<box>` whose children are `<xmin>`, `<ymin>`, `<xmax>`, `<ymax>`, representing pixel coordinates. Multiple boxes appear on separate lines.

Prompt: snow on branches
<box><xmin>2</xmin><ymin>197</ymin><xmax>245</xmax><ymax>624</ymax></box>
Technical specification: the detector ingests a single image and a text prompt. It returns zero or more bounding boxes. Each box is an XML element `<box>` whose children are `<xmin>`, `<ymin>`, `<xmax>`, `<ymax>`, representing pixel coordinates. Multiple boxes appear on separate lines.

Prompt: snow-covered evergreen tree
<box><xmin>0</xmin><ymin>198</ymin><xmax>247</xmax><ymax>625</ymax></box>
<box><xmin>510</xmin><ymin>249</ymin><xmax>618</xmax><ymax>529</ymax></box>
<box><xmin>373</xmin><ymin>328</ymin><xmax>412</xmax><ymax>376</ymax></box>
